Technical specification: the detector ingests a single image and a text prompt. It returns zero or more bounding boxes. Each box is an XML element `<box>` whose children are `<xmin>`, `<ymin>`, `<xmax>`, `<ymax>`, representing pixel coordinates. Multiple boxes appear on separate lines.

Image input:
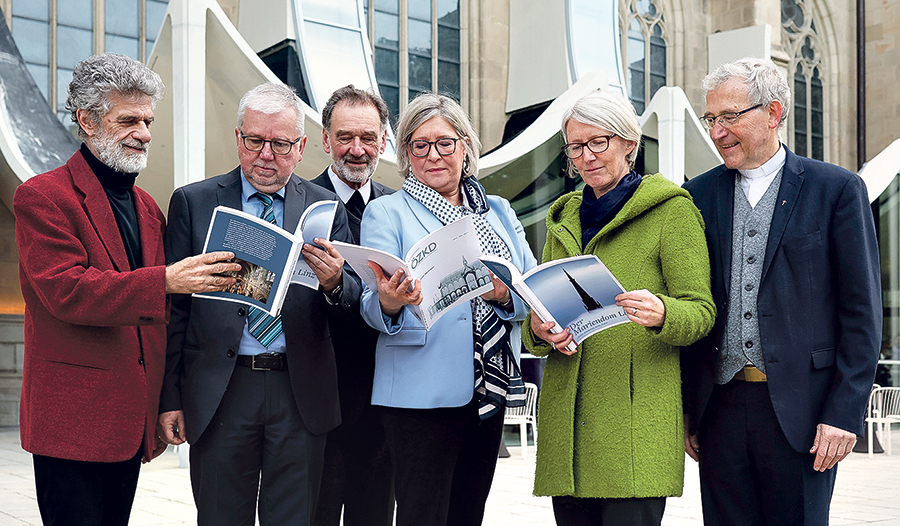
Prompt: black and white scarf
<box><xmin>402</xmin><ymin>175</ymin><xmax>526</xmax><ymax>419</ymax></box>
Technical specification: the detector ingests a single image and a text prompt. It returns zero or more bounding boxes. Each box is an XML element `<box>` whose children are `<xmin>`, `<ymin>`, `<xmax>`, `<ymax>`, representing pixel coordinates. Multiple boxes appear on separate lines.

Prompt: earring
<box><xmin>463</xmin><ymin>156</ymin><xmax>471</xmax><ymax>175</ymax></box>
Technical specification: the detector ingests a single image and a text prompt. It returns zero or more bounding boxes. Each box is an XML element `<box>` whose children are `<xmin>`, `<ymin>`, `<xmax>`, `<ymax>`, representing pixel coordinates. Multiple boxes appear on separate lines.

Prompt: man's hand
<box><xmin>165</xmin><ymin>251</ymin><xmax>241</xmax><ymax>294</ymax></box>
<box><xmin>157</xmin><ymin>410</ymin><xmax>186</xmax><ymax>446</ymax></box>
<box><xmin>302</xmin><ymin>238</ymin><xmax>344</xmax><ymax>293</ymax></box>
<box><xmin>144</xmin><ymin>434</ymin><xmax>169</xmax><ymax>464</ymax></box>
<box><xmin>809</xmin><ymin>422</ymin><xmax>856</xmax><ymax>471</ymax></box>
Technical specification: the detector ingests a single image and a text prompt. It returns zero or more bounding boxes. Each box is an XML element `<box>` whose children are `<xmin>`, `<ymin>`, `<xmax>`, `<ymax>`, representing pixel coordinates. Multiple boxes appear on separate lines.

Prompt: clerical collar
<box><xmin>80</xmin><ymin>143</ymin><xmax>138</xmax><ymax>194</ymax></box>
<box><xmin>738</xmin><ymin>144</ymin><xmax>785</xmax><ymax>180</ymax></box>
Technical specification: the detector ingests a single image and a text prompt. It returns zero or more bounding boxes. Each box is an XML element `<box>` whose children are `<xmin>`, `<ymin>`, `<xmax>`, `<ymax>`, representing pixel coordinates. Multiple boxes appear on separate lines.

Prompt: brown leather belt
<box><xmin>733</xmin><ymin>365</ymin><xmax>767</xmax><ymax>382</ymax></box>
<box><xmin>236</xmin><ymin>353</ymin><xmax>287</xmax><ymax>371</ymax></box>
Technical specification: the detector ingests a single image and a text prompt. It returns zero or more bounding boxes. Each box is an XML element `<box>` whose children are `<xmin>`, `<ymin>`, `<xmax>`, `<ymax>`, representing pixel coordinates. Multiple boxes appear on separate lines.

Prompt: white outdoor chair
<box><xmin>504</xmin><ymin>382</ymin><xmax>538</xmax><ymax>458</ymax></box>
<box><xmin>867</xmin><ymin>386</ymin><xmax>900</xmax><ymax>458</ymax></box>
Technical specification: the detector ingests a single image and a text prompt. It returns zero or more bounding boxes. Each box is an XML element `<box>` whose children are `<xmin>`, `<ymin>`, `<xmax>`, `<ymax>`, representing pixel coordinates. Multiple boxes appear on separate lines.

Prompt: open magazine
<box><xmin>193</xmin><ymin>201</ymin><xmax>338</xmax><ymax>316</ymax></box>
<box><xmin>479</xmin><ymin>254</ymin><xmax>630</xmax><ymax>351</ymax></box>
<box><xmin>334</xmin><ymin>215</ymin><xmax>493</xmax><ymax>330</ymax></box>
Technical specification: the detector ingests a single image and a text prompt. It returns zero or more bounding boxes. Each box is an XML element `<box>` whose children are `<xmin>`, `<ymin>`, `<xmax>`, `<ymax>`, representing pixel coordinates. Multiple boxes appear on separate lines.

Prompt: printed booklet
<box><xmin>194</xmin><ymin>201</ymin><xmax>338</xmax><ymax>316</ymax></box>
<box><xmin>334</xmin><ymin>215</ymin><xmax>493</xmax><ymax>330</ymax></box>
<box><xmin>479</xmin><ymin>254</ymin><xmax>630</xmax><ymax>351</ymax></box>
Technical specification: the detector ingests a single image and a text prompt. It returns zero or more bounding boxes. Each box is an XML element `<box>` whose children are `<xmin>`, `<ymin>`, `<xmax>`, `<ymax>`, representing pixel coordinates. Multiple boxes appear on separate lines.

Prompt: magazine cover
<box><xmin>195</xmin><ymin>206</ymin><xmax>301</xmax><ymax>316</ymax></box>
<box><xmin>335</xmin><ymin>215</ymin><xmax>493</xmax><ymax>329</ymax></box>
<box><xmin>481</xmin><ymin>254</ymin><xmax>630</xmax><ymax>346</ymax></box>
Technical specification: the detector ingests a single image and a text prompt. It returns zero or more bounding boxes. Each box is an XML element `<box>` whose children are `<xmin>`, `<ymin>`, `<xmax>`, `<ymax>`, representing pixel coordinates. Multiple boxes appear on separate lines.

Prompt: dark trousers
<box><xmin>551</xmin><ymin>496</ymin><xmax>666</xmax><ymax>526</ymax></box>
<box><xmin>33</xmin><ymin>449</ymin><xmax>142</xmax><ymax>526</ymax></box>
<box><xmin>698</xmin><ymin>381</ymin><xmax>837</xmax><ymax>526</ymax></box>
<box><xmin>381</xmin><ymin>399</ymin><xmax>504</xmax><ymax>526</ymax></box>
<box><xmin>313</xmin><ymin>403</ymin><xmax>394</xmax><ymax>526</ymax></box>
<box><xmin>189</xmin><ymin>366</ymin><xmax>326</xmax><ymax>526</ymax></box>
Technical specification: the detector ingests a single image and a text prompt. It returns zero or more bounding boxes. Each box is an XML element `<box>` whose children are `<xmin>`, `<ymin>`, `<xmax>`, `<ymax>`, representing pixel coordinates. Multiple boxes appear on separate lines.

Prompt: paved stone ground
<box><xmin>1</xmin><ymin>426</ymin><xmax>898</xmax><ymax>525</ymax></box>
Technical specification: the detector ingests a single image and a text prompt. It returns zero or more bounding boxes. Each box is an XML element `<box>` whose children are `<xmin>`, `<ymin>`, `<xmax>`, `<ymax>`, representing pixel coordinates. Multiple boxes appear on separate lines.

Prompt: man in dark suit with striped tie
<box><xmin>310</xmin><ymin>86</ymin><xmax>395</xmax><ymax>526</ymax></box>
<box><xmin>158</xmin><ymin>83</ymin><xmax>361</xmax><ymax>526</ymax></box>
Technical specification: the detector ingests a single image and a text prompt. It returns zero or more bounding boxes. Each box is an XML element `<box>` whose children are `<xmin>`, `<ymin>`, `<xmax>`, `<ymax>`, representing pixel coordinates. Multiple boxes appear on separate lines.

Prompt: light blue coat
<box><xmin>360</xmin><ymin>188</ymin><xmax>537</xmax><ymax>409</ymax></box>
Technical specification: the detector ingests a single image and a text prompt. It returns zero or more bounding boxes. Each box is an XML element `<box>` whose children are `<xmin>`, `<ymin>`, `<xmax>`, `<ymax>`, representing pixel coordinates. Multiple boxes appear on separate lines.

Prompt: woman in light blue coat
<box><xmin>360</xmin><ymin>92</ymin><xmax>536</xmax><ymax>526</ymax></box>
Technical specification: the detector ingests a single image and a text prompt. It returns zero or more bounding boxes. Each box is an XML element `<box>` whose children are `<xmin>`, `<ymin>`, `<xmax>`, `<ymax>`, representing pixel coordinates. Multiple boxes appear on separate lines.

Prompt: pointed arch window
<box><xmin>621</xmin><ymin>0</ymin><xmax>668</xmax><ymax>114</ymax></box>
<box><xmin>782</xmin><ymin>0</ymin><xmax>824</xmax><ymax>160</ymax></box>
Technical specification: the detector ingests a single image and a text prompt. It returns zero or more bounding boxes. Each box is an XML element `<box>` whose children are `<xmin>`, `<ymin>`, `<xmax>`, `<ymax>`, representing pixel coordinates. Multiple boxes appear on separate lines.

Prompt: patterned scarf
<box><xmin>402</xmin><ymin>175</ymin><xmax>526</xmax><ymax>419</ymax></box>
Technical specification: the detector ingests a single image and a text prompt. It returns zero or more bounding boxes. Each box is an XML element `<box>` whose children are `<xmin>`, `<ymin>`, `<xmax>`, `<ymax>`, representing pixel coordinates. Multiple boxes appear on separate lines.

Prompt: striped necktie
<box><xmin>247</xmin><ymin>192</ymin><xmax>283</xmax><ymax>347</ymax></box>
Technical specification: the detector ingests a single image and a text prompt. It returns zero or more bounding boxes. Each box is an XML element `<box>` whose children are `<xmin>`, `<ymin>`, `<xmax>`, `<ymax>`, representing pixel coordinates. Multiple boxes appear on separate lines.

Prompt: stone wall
<box><xmin>865</xmin><ymin>0</ymin><xmax>900</xmax><ymax>159</ymax></box>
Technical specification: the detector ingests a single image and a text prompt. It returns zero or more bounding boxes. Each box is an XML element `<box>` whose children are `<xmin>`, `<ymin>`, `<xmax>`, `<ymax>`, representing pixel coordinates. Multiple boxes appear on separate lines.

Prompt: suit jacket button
<box><xmin>138</xmin><ymin>357</ymin><xmax>144</xmax><ymax>365</ymax></box>
<box><xmin>238</xmin><ymin>307</ymin><xmax>246</xmax><ymax>316</ymax></box>
<box><xmin>227</xmin><ymin>349</ymin><xmax>236</xmax><ymax>358</ymax></box>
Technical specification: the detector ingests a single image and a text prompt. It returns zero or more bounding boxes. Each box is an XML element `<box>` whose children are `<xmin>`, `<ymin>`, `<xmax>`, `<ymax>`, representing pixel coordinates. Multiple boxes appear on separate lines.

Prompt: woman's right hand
<box><xmin>530</xmin><ymin>312</ymin><xmax>577</xmax><ymax>355</ymax></box>
<box><xmin>367</xmin><ymin>262</ymin><xmax>423</xmax><ymax>317</ymax></box>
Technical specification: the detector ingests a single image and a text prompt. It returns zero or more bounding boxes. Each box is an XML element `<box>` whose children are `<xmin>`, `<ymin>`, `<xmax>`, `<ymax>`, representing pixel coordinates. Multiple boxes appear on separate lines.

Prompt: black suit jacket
<box><xmin>160</xmin><ymin>168</ymin><xmax>362</xmax><ymax>442</ymax></box>
<box><xmin>310</xmin><ymin>167</ymin><xmax>394</xmax><ymax>425</ymax></box>
<box><xmin>682</xmin><ymin>146</ymin><xmax>881</xmax><ymax>452</ymax></box>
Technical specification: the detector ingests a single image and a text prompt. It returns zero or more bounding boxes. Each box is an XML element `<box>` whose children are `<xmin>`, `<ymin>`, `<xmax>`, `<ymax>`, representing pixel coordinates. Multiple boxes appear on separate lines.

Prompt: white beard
<box><xmin>333</xmin><ymin>154</ymin><xmax>378</xmax><ymax>184</ymax></box>
<box><xmin>91</xmin><ymin>129</ymin><xmax>150</xmax><ymax>173</ymax></box>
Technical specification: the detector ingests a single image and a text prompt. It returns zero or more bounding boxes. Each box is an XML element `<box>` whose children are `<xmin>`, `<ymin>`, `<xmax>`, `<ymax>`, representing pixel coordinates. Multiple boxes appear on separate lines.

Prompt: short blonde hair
<box><xmin>395</xmin><ymin>92</ymin><xmax>481</xmax><ymax>179</ymax></box>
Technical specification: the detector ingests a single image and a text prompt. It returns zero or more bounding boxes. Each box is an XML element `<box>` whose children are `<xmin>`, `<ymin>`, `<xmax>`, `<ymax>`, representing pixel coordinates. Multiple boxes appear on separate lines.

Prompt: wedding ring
<box><xmin>631</xmin><ymin>308</ymin><xmax>638</xmax><ymax>315</ymax></box>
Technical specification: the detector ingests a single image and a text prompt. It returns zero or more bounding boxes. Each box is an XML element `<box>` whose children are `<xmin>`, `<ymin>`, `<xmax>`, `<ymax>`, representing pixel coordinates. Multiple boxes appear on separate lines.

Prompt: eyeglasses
<box><xmin>240</xmin><ymin>132</ymin><xmax>301</xmax><ymax>155</ymax></box>
<box><xmin>332</xmin><ymin>133</ymin><xmax>379</xmax><ymax>147</ymax></box>
<box><xmin>700</xmin><ymin>104</ymin><xmax>763</xmax><ymax>130</ymax></box>
<box><xmin>562</xmin><ymin>134</ymin><xmax>616</xmax><ymax>159</ymax></box>
<box><xmin>409</xmin><ymin>137</ymin><xmax>460</xmax><ymax>158</ymax></box>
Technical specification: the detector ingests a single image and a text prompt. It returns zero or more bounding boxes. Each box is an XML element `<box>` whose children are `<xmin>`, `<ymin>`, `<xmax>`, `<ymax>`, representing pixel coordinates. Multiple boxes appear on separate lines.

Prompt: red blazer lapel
<box><xmin>69</xmin><ymin>151</ymin><xmax>132</xmax><ymax>271</ymax></box>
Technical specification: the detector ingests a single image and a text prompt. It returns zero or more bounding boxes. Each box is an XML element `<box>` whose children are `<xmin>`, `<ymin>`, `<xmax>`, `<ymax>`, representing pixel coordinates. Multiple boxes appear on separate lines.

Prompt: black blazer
<box><xmin>160</xmin><ymin>168</ymin><xmax>362</xmax><ymax>441</ymax></box>
<box><xmin>310</xmin><ymin>167</ymin><xmax>394</xmax><ymax>425</ymax></box>
<box><xmin>310</xmin><ymin>168</ymin><xmax>395</xmax><ymax>243</ymax></box>
<box><xmin>682</xmin><ymin>146</ymin><xmax>881</xmax><ymax>452</ymax></box>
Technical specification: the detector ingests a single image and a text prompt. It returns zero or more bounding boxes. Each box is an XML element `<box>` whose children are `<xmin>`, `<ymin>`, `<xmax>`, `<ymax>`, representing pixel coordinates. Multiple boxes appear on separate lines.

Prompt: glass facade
<box><xmin>782</xmin><ymin>0</ymin><xmax>824</xmax><ymax>161</ymax></box>
<box><xmin>364</xmin><ymin>0</ymin><xmax>461</xmax><ymax>125</ymax></box>
<box><xmin>623</xmin><ymin>0</ymin><xmax>667</xmax><ymax>114</ymax></box>
<box><xmin>9</xmin><ymin>0</ymin><xmax>170</xmax><ymax>134</ymax></box>
<box><xmin>876</xmin><ymin>180</ymin><xmax>900</xmax><ymax>387</ymax></box>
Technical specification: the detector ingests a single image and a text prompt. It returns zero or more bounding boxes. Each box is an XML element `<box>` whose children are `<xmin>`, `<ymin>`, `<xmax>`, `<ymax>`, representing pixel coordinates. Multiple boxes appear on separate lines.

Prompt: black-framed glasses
<box><xmin>700</xmin><ymin>104</ymin><xmax>763</xmax><ymax>130</ymax></box>
<box><xmin>408</xmin><ymin>137</ymin><xmax>460</xmax><ymax>158</ymax></box>
<box><xmin>562</xmin><ymin>134</ymin><xmax>616</xmax><ymax>159</ymax></box>
<box><xmin>240</xmin><ymin>132</ymin><xmax>301</xmax><ymax>155</ymax></box>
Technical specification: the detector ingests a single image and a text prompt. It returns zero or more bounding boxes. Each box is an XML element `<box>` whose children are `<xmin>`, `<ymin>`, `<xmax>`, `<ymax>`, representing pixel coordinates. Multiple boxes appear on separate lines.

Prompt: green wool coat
<box><xmin>523</xmin><ymin>173</ymin><xmax>715</xmax><ymax>499</ymax></box>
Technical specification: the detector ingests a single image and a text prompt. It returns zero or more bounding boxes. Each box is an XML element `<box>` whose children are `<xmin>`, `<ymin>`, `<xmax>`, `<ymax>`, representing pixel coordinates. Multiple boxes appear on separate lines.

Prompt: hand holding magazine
<box><xmin>479</xmin><ymin>254</ymin><xmax>631</xmax><ymax>351</ymax></box>
<box><xmin>193</xmin><ymin>201</ymin><xmax>338</xmax><ymax>316</ymax></box>
<box><xmin>334</xmin><ymin>216</ymin><xmax>493</xmax><ymax>330</ymax></box>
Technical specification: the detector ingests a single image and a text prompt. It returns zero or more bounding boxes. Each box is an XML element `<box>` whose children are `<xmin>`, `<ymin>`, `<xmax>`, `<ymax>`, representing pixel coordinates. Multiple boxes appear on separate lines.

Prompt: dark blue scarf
<box><xmin>579</xmin><ymin>170</ymin><xmax>642</xmax><ymax>250</ymax></box>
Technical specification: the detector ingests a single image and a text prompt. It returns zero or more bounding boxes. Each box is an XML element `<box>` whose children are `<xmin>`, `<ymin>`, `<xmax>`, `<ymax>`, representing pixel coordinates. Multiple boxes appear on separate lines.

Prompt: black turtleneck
<box><xmin>81</xmin><ymin>143</ymin><xmax>143</xmax><ymax>270</ymax></box>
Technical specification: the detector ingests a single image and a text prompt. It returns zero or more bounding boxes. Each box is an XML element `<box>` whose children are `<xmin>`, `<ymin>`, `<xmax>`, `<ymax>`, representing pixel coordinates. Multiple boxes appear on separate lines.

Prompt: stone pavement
<box><xmin>1</xmin><ymin>426</ymin><xmax>898</xmax><ymax>525</ymax></box>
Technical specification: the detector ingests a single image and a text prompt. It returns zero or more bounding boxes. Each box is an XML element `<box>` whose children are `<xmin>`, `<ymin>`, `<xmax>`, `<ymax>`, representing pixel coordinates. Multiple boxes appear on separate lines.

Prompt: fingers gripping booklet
<box><xmin>194</xmin><ymin>201</ymin><xmax>338</xmax><ymax>316</ymax></box>
<box><xmin>479</xmin><ymin>254</ymin><xmax>631</xmax><ymax>351</ymax></box>
<box><xmin>334</xmin><ymin>215</ymin><xmax>494</xmax><ymax>330</ymax></box>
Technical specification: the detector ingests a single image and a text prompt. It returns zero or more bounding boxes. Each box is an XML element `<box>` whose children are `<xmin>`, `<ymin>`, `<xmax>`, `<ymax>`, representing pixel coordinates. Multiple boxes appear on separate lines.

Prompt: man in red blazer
<box><xmin>14</xmin><ymin>53</ymin><xmax>239</xmax><ymax>526</ymax></box>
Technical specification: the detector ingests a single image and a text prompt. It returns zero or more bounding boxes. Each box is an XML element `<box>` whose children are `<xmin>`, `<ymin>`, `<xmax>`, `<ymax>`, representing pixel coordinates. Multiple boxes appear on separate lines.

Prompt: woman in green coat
<box><xmin>523</xmin><ymin>90</ymin><xmax>716</xmax><ymax>525</ymax></box>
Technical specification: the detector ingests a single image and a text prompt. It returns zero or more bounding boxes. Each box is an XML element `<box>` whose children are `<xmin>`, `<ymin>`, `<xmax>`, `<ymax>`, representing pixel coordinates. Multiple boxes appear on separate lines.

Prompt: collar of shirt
<box><xmin>738</xmin><ymin>143</ymin><xmax>786</xmax><ymax>207</ymax></box>
<box><xmin>328</xmin><ymin>165</ymin><xmax>372</xmax><ymax>205</ymax></box>
<box><xmin>239</xmin><ymin>174</ymin><xmax>286</xmax><ymax>227</ymax></box>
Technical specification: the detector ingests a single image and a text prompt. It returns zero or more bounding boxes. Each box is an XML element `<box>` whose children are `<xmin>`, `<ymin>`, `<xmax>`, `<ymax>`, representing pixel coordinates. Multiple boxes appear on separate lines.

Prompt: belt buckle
<box><xmin>251</xmin><ymin>352</ymin><xmax>279</xmax><ymax>371</ymax></box>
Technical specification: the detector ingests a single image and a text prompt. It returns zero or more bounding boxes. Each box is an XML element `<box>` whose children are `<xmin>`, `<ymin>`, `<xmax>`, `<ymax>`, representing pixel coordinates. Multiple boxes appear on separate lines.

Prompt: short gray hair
<box><xmin>701</xmin><ymin>57</ymin><xmax>791</xmax><ymax>130</ymax></box>
<box><xmin>66</xmin><ymin>53</ymin><xmax>165</xmax><ymax>139</ymax></box>
<box><xmin>561</xmin><ymin>90</ymin><xmax>643</xmax><ymax>174</ymax></box>
<box><xmin>237</xmin><ymin>83</ymin><xmax>305</xmax><ymax>137</ymax></box>
<box><xmin>395</xmin><ymin>92</ymin><xmax>481</xmax><ymax>179</ymax></box>
<box><xmin>322</xmin><ymin>85</ymin><xmax>390</xmax><ymax>133</ymax></box>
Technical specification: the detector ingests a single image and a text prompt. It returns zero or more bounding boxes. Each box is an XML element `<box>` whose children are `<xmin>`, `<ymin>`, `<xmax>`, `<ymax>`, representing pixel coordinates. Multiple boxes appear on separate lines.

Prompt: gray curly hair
<box><xmin>701</xmin><ymin>57</ymin><xmax>791</xmax><ymax>130</ymax></box>
<box><xmin>66</xmin><ymin>53</ymin><xmax>165</xmax><ymax>139</ymax></box>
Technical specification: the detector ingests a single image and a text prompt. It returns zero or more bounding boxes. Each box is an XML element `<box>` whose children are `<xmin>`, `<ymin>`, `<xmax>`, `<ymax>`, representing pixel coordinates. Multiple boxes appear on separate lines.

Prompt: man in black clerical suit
<box><xmin>158</xmin><ymin>82</ymin><xmax>361</xmax><ymax>526</ymax></box>
<box><xmin>310</xmin><ymin>85</ymin><xmax>395</xmax><ymax>526</ymax></box>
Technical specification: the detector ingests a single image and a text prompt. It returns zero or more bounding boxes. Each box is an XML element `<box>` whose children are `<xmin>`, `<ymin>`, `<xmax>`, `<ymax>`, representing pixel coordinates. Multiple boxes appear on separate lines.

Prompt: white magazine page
<box><xmin>410</xmin><ymin>216</ymin><xmax>493</xmax><ymax>329</ymax></box>
<box><xmin>290</xmin><ymin>200</ymin><xmax>338</xmax><ymax>289</ymax></box>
